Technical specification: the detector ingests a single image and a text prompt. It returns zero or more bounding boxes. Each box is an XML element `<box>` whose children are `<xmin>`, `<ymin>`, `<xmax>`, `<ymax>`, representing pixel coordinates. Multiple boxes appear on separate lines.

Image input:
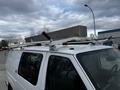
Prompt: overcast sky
<box><xmin>0</xmin><ymin>0</ymin><xmax>119</xmax><ymax>39</ymax></box>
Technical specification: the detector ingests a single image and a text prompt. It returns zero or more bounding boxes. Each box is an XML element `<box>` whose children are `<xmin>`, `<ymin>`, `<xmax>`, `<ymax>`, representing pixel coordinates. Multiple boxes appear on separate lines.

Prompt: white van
<box><xmin>6</xmin><ymin>44</ymin><xmax>120</xmax><ymax>90</ymax></box>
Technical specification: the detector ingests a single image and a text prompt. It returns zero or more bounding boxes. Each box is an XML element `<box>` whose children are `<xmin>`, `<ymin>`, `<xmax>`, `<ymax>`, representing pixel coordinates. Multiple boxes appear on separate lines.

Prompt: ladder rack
<box><xmin>6</xmin><ymin>31</ymin><xmax>104</xmax><ymax>51</ymax></box>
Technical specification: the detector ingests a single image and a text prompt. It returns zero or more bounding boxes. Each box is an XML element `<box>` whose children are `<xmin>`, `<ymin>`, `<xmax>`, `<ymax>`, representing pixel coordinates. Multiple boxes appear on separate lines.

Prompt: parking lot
<box><xmin>0</xmin><ymin>51</ymin><xmax>8</xmax><ymax>90</ymax></box>
<box><xmin>0</xmin><ymin>71</ymin><xmax>7</xmax><ymax>90</ymax></box>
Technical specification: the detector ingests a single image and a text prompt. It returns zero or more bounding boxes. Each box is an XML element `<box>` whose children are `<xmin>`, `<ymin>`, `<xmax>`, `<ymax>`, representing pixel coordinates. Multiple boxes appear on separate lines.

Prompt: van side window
<box><xmin>18</xmin><ymin>52</ymin><xmax>43</xmax><ymax>85</ymax></box>
<box><xmin>45</xmin><ymin>55</ymin><xmax>87</xmax><ymax>90</ymax></box>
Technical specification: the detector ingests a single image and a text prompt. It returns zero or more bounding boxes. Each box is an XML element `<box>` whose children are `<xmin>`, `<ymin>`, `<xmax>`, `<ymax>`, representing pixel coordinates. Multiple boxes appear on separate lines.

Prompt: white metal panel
<box><xmin>14</xmin><ymin>51</ymin><xmax>47</xmax><ymax>90</ymax></box>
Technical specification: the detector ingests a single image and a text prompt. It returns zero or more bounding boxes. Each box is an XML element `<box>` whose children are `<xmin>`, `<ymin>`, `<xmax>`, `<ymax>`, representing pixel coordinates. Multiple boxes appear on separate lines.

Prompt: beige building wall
<box><xmin>98</xmin><ymin>31</ymin><xmax>120</xmax><ymax>39</ymax></box>
<box><xmin>25</xmin><ymin>25</ymin><xmax>87</xmax><ymax>42</ymax></box>
<box><xmin>98</xmin><ymin>29</ymin><xmax>120</xmax><ymax>45</ymax></box>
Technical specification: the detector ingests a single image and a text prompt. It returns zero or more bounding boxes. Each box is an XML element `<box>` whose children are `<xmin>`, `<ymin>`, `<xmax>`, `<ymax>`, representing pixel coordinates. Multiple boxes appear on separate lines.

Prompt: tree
<box><xmin>0</xmin><ymin>40</ymin><xmax>8</xmax><ymax>49</ymax></box>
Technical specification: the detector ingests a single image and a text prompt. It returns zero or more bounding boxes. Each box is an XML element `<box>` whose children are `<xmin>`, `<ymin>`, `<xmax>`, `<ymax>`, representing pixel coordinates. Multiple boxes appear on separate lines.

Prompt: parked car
<box><xmin>6</xmin><ymin>42</ymin><xmax>120</xmax><ymax>90</ymax></box>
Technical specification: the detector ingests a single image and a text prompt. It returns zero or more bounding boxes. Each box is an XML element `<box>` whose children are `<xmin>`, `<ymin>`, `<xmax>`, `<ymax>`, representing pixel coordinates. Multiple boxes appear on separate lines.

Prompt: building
<box><xmin>7</xmin><ymin>38</ymin><xmax>25</xmax><ymax>46</ymax></box>
<box><xmin>25</xmin><ymin>25</ymin><xmax>87</xmax><ymax>42</ymax></box>
<box><xmin>98</xmin><ymin>29</ymin><xmax>120</xmax><ymax>46</ymax></box>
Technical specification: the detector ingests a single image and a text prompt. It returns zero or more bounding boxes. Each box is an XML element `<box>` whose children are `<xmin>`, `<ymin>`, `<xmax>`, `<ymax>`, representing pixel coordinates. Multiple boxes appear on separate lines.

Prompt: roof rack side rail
<box><xmin>8</xmin><ymin>31</ymin><xmax>53</xmax><ymax>50</ymax></box>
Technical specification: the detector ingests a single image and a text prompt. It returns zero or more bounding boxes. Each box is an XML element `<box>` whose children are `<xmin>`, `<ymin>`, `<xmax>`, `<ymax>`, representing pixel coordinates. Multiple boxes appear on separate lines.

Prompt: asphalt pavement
<box><xmin>0</xmin><ymin>71</ymin><xmax>7</xmax><ymax>90</ymax></box>
<box><xmin>0</xmin><ymin>51</ymin><xmax>8</xmax><ymax>90</ymax></box>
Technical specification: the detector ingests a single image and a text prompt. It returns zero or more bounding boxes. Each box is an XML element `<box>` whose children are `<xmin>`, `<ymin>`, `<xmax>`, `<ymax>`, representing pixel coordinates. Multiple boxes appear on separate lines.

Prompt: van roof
<box><xmin>20</xmin><ymin>45</ymin><xmax>112</xmax><ymax>55</ymax></box>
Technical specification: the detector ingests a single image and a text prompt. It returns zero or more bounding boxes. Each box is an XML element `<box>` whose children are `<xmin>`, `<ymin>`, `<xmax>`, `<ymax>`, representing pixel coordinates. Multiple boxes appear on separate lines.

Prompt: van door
<box><xmin>41</xmin><ymin>53</ymin><xmax>90</xmax><ymax>90</ymax></box>
<box><xmin>14</xmin><ymin>51</ymin><xmax>46</xmax><ymax>90</ymax></box>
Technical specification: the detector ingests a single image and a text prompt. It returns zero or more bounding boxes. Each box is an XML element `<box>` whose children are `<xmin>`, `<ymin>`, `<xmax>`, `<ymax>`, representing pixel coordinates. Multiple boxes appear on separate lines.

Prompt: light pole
<box><xmin>84</xmin><ymin>4</ymin><xmax>96</xmax><ymax>37</ymax></box>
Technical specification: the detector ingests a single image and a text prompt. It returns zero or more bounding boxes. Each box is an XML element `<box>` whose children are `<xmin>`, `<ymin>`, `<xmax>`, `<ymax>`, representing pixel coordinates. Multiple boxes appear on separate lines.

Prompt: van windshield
<box><xmin>76</xmin><ymin>49</ymin><xmax>120</xmax><ymax>90</ymax></box>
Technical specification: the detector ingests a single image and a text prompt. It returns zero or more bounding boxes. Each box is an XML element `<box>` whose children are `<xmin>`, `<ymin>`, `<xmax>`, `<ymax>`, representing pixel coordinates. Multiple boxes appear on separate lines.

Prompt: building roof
<box><xmin>98</xmin><ymin>29</ymin><xmax>120</xmax><ymax>34</ymax></box>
